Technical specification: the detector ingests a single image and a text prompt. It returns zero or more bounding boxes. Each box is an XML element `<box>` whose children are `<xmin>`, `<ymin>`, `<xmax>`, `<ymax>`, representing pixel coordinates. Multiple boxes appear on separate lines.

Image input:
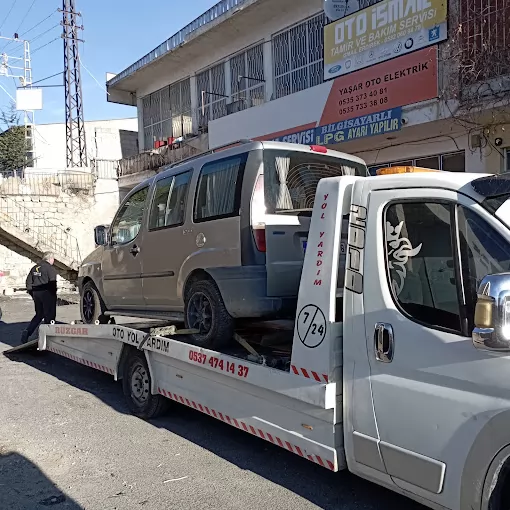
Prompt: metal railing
<box><xmin>0</xmin><ymin>171</ymin><xmax>94</xmax><ymax>196</ymax></box>
<box><xmin>118</xmin><ymin>142</ymin><xmax>201</xmax><ymax>177</ymax></box>
<box><xmin>0</xmin><ymin>195</ymin><xmax>81</xmax><ymax>267</ymax></box>
<box><xmin>91</xmin><ymin>159</ymin><xmax>120</xmax><ymax>180</ymax></box>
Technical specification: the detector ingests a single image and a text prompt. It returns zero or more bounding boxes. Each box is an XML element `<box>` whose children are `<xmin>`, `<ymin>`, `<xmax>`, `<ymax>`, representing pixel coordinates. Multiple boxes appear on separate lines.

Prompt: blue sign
<box><xmin>272</xmin><ymin>108</ymin><xmax>402</xmax><ymax>146</ymax></box>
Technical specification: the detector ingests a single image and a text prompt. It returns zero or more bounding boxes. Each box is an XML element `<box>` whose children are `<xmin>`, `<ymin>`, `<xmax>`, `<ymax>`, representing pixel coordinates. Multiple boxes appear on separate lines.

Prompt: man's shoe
<box><xmin>19</xmin><ymin>330</ymin><xmax>29</xmax><ymax>345</ymax></box>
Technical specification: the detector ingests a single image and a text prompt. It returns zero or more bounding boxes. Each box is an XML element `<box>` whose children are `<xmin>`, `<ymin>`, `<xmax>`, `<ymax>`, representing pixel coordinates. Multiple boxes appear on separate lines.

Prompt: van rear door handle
<box><xmin>130</xmin><ymin>245</ymin><xmax>141</xmax><ymax>256</ymax></box>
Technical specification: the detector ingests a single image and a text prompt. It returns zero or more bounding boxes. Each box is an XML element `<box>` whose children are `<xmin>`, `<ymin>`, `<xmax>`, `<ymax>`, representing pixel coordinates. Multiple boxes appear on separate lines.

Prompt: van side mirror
<box><xmin>472</xmin><ymin>273</ymin><xmax>510</xmax><ymax>351</ymax></box>
<box><xmin>94</xmin><ymin>225</ymin><xmax>109</xmax><ymax>246</ymax></box>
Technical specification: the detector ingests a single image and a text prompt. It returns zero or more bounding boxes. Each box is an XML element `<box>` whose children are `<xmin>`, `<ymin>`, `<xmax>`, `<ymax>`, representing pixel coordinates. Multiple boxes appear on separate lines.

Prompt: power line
<box><xmin>79</xmin><ymin>56</ymin><xmax>109</xmax><ymax>96</ymax></box>
<box><xmin>14</xmin><ymin>0</ymin><xmax>38</xmax><ymax>34</ymax></box>
<box><xmin>20</xmin><ymin>9</ymin><xmax>58</xmax><ymax>37</ymax></box>
<box><xmin>0</xmin><ymin>0</ymin><xmax>18</xmax><ymax>32</ymax></box>
<box><xmin>32</xmin><ymin>36</ymin><xmax>60</xmax><ymax>54</ymax></box>
<box><xmin>31</xmin><ymin>23</ymin><xmax>59</xmax><ymax>43</ymax></box>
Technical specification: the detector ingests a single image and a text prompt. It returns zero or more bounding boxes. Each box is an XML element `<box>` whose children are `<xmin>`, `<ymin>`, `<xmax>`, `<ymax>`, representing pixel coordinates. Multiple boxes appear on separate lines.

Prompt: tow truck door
<box><xmin>360</xmin><ymin>186</ymin><xmax>509</xmax><ymax>508</ymax></box>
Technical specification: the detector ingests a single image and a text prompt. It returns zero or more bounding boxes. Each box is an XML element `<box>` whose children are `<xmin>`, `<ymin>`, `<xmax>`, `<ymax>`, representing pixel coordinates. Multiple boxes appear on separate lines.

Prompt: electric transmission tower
<box><xmin>61</xmin><ymin>0</ymin><xmax>87</xmax><ymax>168</ymax></box>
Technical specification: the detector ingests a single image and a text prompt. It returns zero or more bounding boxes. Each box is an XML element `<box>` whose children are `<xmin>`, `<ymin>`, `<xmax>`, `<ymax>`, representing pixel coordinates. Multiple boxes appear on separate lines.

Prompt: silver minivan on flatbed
<box><xmin>78</xmin><ymin>139</ymin><xmax>367</xmax><ymax>348</ymax></box>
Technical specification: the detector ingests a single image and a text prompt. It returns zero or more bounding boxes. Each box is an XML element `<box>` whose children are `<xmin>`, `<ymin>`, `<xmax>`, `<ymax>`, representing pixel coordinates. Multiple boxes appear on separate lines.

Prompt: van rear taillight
<box><xmin>253</xmin><ymin>228</ymin><xmax>266</xmax><ymax>252</ymax></box>
<box><xmin>251</xmin><ymin>174</ymin><xmax>266</xmax><ymax>252</ymax></box>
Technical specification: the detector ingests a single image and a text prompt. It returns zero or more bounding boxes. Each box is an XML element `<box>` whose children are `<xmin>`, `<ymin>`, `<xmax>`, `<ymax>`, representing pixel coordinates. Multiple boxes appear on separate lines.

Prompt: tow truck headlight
<box><xmin>473</xmin><ymin>274</ymin><xmax>510</xmax><ymax>351</ymax></box>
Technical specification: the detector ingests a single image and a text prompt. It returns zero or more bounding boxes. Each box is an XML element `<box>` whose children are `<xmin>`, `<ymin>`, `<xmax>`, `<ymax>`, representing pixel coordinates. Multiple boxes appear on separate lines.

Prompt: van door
<box><xmin>361</xmin><ymin>187</ymin><xmax>510</xmax><ymax>508</ymax></box>
<box><xmin>176</xmin><ymin>153</ymin><xmax>246</xmax><ymax>298</ymax></box>
<box><xmin>101</xmin><ymin>186</ymin><xmax>148</xmax><ymax>309</ymax></box>
<box><xmin>141</xmin><ymin>170</ymin><xmax>193</xmax><ymax>310</ymax></box>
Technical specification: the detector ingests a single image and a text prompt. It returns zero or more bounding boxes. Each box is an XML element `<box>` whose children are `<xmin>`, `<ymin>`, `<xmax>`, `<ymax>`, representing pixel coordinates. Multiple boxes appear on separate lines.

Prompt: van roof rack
<box><xmin>167</xmin><ymin>139</ymin><xmax>255</xmax><ymax>169</ymax></box>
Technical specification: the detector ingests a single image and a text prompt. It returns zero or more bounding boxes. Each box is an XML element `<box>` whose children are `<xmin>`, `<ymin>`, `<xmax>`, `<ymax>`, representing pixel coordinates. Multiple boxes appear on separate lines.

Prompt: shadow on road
<box><xmin>0</xmin><ymin>451</ymin><xmax>83</xmax><ymax>510</ymax></box>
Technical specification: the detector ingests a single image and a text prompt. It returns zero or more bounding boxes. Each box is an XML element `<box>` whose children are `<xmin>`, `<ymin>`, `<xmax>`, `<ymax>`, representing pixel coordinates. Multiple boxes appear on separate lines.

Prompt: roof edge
<box><xmin>107</xmin><ymin>0</ymin><xmax>255</xmax><ymax>89</ymax></box>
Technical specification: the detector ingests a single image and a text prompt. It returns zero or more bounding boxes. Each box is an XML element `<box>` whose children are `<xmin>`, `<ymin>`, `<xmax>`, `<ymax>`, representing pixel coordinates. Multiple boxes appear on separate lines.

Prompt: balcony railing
<box><xmin>118</xmin><ymin>142</ymin><xmax>202</xmax><ymax>178</ymax></box>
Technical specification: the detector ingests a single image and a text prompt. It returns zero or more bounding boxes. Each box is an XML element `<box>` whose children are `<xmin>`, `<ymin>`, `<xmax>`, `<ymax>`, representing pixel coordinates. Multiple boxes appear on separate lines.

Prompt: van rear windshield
<box><xmin>263</xmin><ymin>149</ymin><xmax>367</xmax><ymax>214</ymax></box>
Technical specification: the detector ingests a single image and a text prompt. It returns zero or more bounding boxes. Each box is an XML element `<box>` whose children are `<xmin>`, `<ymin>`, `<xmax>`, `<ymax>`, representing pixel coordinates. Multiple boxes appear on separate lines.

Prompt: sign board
<box><xmin>272</xmin><ymin>107</ymin><xmax>402</xmax><ymax>146</ymax></box>
<box><xmin>16</xmin><ymin>88</ymin><xmax>43</xmax><ymax>111</ymax></box>
<box><xmin>320</xmin><ymin>46</ymin><xmax>438</xmax><ymax>125</ymax></box>
<box><xmin>323</xmin><ymin>0</ymin><xmax>447</xmax><ymax>79</ymax></box>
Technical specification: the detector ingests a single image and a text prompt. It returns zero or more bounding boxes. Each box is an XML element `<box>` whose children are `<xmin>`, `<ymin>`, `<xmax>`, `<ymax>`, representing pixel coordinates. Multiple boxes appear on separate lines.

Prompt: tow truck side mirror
<box><xmin>94</xmin><ymin>225</ymin><xmax>110</xmax><ymax>246</ymax></box>
<box><xmin>472</xmin><ymin>273</ymin><xmax>510</xmax><ymax>351</ymax></box>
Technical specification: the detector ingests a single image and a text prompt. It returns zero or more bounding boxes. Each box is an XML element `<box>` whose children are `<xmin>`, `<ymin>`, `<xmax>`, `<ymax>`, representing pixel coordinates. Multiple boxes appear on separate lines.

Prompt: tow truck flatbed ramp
<box><xmin>3</xmin><ymin>339</ymin><xmax>38</xmax><ymax>354</ymax></box>
<box><xmin>35</xmin><ymin>322</ymin><xmax>340</xmax><ymax>472</ymax></box>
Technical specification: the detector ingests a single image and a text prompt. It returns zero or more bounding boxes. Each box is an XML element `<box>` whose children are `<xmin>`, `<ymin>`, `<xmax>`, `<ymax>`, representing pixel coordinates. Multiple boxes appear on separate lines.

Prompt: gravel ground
<box><xmin>0</xmin><ymin>296</ymin><xmax>425</xmax><ymax>510</ymax></box>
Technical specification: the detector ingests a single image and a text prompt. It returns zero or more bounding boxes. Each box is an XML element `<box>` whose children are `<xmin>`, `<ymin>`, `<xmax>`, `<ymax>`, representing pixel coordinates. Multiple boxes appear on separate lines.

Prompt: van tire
<box><xmin>184</xmin><ymin>279</ymin><xmax>234</xmax><ymax>349</ymax></box>
<box><xmin>122</xmin><ymin>350</ymin><xmax>169</xmax><ymax>419</ymax></box>
<box><xmin>80</xmin><ymin>281</ymin><xmax>106</xmax><ymax>324</ymax></box>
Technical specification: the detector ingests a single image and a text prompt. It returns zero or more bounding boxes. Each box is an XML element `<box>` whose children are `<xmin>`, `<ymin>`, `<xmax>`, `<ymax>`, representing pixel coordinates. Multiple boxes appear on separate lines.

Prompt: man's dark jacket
<box><xmin>26</xmin><ymin>261</ymin><xmax>57</xmax><ymax>294</ymax></box>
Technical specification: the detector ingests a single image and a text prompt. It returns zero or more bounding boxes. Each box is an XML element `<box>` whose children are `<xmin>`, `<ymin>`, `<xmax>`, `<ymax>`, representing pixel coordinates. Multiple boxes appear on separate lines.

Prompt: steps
<box><xmin>0</xmin><ymin>196</ymin><xmax>81</xmax><ymax>282</ymax></box>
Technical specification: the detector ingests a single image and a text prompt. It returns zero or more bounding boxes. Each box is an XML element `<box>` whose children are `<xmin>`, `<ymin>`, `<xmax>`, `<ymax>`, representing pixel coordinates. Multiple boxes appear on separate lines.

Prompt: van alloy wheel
<box><xmin>184</xmin><ymin>279</ymin><xmax>234</xmax><ymax>349</ymax></box>
<box><xmin>187</xmin><ymin>292</ymin><xmax>212</xmax><ymax>334</ymax></box>
<box><xmin>82</xmin><ymin>289</ymin><xmax>95</xmax><ymax>322</ymax></box>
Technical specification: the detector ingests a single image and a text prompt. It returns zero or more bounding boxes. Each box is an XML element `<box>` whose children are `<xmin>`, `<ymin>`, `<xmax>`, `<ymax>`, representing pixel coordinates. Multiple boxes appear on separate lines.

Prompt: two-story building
<box><xmin>107</xmin><ymin>0</ymin><xmax>510</xmax><ymax>188</ymax></box>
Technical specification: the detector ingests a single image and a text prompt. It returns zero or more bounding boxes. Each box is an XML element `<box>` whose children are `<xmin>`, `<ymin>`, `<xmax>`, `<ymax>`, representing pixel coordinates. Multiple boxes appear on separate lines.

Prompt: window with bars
<box><xmin>229</xmin><ymin>43</ymin><xmax>265</xmax><ymax>114</ymax></box>
<box><xmin>505</xmin><ymin>148</ymin><xmax>510</xmax><ymax>173</ymax></box>
<box><xmin>196</xmin><ymin>62</ymin><xmax>227</xmax><ymax>130</ymax></box>
<box><xmin>459</xmin><ymin>0</ymin><xmax>510</xmax><ymax>87</ymax></box>
<box><xmin>142</xmin><ymin>78</ymin><xmax>192</xmax><ymax>150</ymax></box>
<box><xmin>272</xmin><ymin>12</ymin><xmax>326</xmax><ymax>100</ymax></box>
<box><xmin>368</xmin><ymin>151</ymin><xmax>466</xmax><ymax>176</ymax></box>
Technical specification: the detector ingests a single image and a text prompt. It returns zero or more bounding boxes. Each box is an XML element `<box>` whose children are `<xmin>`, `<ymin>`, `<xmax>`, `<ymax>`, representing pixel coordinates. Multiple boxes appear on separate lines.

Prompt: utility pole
<box><xmin>0</xmin><ymin>35</ymin><xmax>35</xmax><ymax>168</ymax></box>
<box><xmin>60</xmin><ymin>0</ymin><xmax>87</xmax><ymax>168</ymax></box>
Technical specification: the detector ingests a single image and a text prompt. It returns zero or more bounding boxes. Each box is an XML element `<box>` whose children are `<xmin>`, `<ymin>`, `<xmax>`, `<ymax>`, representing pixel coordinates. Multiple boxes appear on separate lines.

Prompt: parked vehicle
<box><xmin>44</xmin><ymin>166</ymin><xmax>510</xmax><ymax>510</ymax></box>
<box><xmin>79</xmin><ymin>140</ymin><xmax>367</xmax><ymax>347</ymax></box>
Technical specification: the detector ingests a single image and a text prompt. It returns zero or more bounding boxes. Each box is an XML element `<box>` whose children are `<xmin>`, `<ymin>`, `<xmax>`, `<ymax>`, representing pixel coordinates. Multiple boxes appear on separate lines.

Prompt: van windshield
<box><xmin>263</xmin><ymin>149</ymin><xmax>367</xmax><ymax>214</ymax></box>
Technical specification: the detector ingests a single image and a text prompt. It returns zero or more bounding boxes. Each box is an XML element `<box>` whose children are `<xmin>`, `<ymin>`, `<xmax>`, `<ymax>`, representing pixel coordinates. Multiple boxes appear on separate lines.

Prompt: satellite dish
<box><xmin>323</xmin><ymin>0</ymin><xmax>361</xmax><ymax>20</ymax></box>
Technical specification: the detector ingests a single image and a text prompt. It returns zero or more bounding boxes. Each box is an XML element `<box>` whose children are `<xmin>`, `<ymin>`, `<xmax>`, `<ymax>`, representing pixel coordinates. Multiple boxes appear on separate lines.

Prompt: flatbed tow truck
<box><xmin>8</xmin><ymin>168</ymin><xmax>510</xmax><ymax>510</ymax></box>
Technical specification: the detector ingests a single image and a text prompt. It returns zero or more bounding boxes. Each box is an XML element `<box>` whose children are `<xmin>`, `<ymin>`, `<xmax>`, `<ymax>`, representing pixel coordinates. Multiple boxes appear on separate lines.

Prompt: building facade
<box><xmin>33</xmin><ymin>117</ymin><xmax>138</xmax><ymax>171</ymax></box>
<box><xmin>107</xmin><ymin>0</ymin><xmax>510</xmax><ymax>182</ymax></box>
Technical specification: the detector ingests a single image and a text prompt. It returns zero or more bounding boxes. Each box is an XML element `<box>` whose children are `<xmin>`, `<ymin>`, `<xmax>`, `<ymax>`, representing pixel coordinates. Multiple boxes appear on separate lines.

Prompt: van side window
<box><xmin>149</xmin><ymin>171</ymin><xmax>191</xmax><ymax>230</ymax></box>
<box><xmin>384</xmin><ymin>202</ymin><xmax>462</xmax><ymax>333</ymax></box>
<box><xmin>194</xmin><ymin>153</ymin><xmax>247</xmax><ymax>222</ymax></box>
<box><xmin>458</xmin><ymin>206</ymin><xmax>510</xmax><ymax>331</ymax></box>
<box><xmin>111</xmin><ymin>187</ymin><xmax>149</xmax><ymax>245</ymax></box>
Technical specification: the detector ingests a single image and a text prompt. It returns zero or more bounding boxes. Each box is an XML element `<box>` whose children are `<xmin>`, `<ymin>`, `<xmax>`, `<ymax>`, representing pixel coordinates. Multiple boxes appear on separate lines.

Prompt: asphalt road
<box><xmin>0</xmin><ymin>296</ymin><xmax>426</xmax><ymax>510</ymax></box>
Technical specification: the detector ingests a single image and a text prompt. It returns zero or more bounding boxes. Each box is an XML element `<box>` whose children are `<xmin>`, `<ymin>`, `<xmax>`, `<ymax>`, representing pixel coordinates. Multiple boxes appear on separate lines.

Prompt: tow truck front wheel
<box><xmin>122</xmin><ymin>350</ymin><xmax>168</xmax><ymax>419</ymax></box>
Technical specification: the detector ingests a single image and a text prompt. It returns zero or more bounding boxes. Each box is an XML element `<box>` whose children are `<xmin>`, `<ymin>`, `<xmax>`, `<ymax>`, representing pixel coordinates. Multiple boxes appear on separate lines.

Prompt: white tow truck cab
<box><xmin>38</xmin><ymin>167</ymin><xmax>510</xmax><ymax>510</ymax></box>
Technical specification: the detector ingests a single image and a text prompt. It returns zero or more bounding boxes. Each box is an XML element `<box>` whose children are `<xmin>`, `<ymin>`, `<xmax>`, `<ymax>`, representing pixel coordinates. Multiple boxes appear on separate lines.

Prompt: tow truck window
<box><xmin>385</xmin><ymin>202</ymin><xmax>462</xmax><ymax>333</ymax></box>
<box><xmin>149</xmin><ymin>171</ymin><xmax>191</xmax><ymax>230</ymax></box>
<box><xmin>110</xmin><ymin>187</ymin><xmax>149</xmax><ymax>245</ymax></box>
<box><xmin>458</xmin><ymin>206</ymin><xmax>510</xmax><ymax>331</ymax></box>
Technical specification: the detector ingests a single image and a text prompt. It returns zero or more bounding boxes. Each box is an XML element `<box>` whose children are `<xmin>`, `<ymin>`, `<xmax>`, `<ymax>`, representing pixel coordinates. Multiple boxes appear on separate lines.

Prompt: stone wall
<box><xmin>0</xmin><ymin>178</ymin><xmax>119</xmax><ymax>295</ymax></box>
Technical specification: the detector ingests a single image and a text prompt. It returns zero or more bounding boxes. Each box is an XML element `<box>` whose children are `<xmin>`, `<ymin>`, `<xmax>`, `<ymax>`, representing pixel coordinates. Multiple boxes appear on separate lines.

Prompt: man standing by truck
<box><xmin>20</xmin><ymin>252</ymin><xmax>58</xmax><ymax>345</ymax></box>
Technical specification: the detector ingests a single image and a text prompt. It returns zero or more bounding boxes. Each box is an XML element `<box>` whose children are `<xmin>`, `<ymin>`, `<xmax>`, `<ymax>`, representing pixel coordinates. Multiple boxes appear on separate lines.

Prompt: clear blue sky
<box><xmin>0</xmin><ymin>0</ymin><xmax>219</xmax><ymax>124</ymax></box>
